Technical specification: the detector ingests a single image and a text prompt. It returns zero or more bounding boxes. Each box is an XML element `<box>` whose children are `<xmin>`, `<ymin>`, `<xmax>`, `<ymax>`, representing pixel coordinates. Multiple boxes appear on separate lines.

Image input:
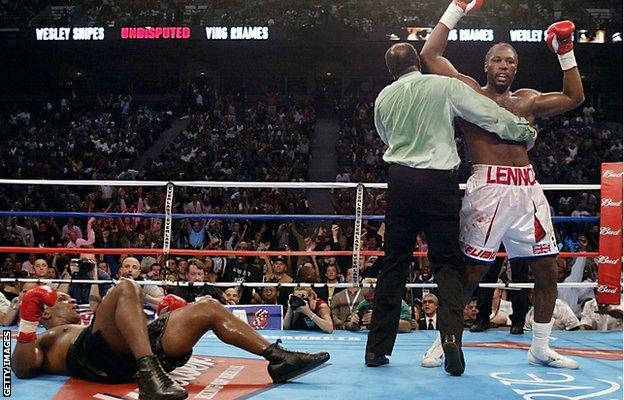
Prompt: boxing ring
<box><xmin>7</xmin><ymin>330</ymin><xmax>623</xmax><ymax>400</ymax></box>
<box><xmin>0</xmin><ymin>164</ymin><xmax>622</xmax><ymax>400</ymax></box>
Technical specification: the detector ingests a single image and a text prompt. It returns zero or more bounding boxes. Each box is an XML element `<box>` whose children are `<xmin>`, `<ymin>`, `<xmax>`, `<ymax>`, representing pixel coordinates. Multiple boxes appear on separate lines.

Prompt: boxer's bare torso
<box><xmin>458</xmin><ymin>87</ymin><xmax>540</xmax><ymax>167</ymax></box>
<box><xmin>19</xmin><ymin>325</ymin><xmax>85</xmax><ymax>376</ymax></box>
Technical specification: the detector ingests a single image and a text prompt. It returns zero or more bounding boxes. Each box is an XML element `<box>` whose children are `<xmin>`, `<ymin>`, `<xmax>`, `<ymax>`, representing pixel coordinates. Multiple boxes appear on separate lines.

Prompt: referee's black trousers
<box><xmin>366</xmin><ymin>164</ymin><xmax>465</xmax><ymax>356</ymax></box>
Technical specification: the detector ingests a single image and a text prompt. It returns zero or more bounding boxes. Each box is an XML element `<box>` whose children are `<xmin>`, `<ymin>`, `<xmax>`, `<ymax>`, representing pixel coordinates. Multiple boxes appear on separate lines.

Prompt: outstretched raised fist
<box><xmin>18</xmin><ymin>285</ymin><xmax>58</xmax><ymax>343</ymax></box>
<box><xmin>452</xmin><ymin>0</ymin><xmax>484</xmax><ymax>15</ymax></box>
<box><xmin>441</xmin><ymin>0</ymin><xmax>484</xmax><ymax>30</ymax></box>
<box><xmin>546</xmin><ymin>20</ymin><xmax>577</xmax><ymax>70</ymax></box>
<box><xmin>546</xmin><ymin>20</ymin><xmax>575</xmax><ymax>55</ymax></box>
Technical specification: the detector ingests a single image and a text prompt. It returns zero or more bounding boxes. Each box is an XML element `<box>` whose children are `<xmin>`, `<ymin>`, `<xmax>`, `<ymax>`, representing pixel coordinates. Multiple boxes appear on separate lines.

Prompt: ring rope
<box><xmin>0</xmin><ymin>278</ymin><xmax>600</xmax><ymax>290</ymax></box>
<box><xmin>0</xmin><ymin>211</ymin><xmax>600</xmax><ymax>223</ymax></box>
<box><xmin>0</xmin><ymin>178</ymin><xmax>601</xmax><ymax>191</ymax></box>
<box><xmin>0</xmin><ymin>247</ymin><xmax>598</xmax><ymax>258</ymax></box>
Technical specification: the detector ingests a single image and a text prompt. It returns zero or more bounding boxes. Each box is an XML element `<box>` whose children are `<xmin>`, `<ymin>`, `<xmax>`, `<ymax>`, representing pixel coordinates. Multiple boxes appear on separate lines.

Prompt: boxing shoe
<box><xmin>263</xmin><ymin>339</ymin><xmax>330</xmax><ymax>383</ymax></box>
<box><xmin>469</xmin><ymin>319</ymin><xmax>498</xmax><ymax>333</ymax></box>
<box><xmin>365</xmin><ymin>352</ymin><xmax>389</xmax><ymax>367</ymax></box>
<box><xmin>528</xmin><ymin>347</ymin><xmax>580</xmax><ymax>369</ymax></box>
<box><xmin>137</xmin><ymin>355</ymin><xmax>188</xmax><ymax>400</ymax></box>
<box><xmin>421</xmin><ymin>334</ymin><xmax>443</xmax><ymax>368</ymax></box>
<box><xmin>442</xmin><ymin>334</ymin><xmax>465</xmax><ymax>376</ymax></box>
<box><xmin>510</xmin><ymin>325</ymin><xmax>524</xmax><ymax>335</ymax></box>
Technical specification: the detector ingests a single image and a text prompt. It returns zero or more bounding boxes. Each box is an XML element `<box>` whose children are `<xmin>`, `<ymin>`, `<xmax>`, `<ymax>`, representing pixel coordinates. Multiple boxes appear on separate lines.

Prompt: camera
<box><xmin>357</xmin><ymin>305</ymin><xmax>373</xmax><ymax>326</ymax></box>
<box><xmin>289</xmin><ymin>294</ymin><xmax>307</xmax><ymax>309</ymax></box>
<box><xmin>71</xmin><ymin>258</ymin><xmax>95</xmax><ymax>276</ymax></box>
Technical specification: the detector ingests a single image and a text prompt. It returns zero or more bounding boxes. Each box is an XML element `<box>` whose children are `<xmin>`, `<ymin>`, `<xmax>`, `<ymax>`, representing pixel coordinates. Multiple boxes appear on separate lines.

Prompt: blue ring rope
<box><xmin>0</xmin><ymin>211</ymin><xmax>600</xmax><ymax>223</ymax></box>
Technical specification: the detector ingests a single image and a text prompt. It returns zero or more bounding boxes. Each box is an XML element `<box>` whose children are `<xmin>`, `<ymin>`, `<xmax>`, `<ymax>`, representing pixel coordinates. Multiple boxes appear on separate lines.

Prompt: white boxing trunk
<box><xmin>459</xmin><ymin>164</ymin><xmax>558</xmax><ymax>264</ymax></box>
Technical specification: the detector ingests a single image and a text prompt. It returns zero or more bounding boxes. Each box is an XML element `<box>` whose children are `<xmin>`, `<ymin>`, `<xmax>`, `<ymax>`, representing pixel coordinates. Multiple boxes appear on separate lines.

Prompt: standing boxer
<box><xmin>365</xmin><ymin>41</ymin><xmax>537</xmax><ymax>376</ymax></box>
<box><xmin>419</xmin><ymin>0</ymin><xmax>585</xmax><ymax>371</ymax></box>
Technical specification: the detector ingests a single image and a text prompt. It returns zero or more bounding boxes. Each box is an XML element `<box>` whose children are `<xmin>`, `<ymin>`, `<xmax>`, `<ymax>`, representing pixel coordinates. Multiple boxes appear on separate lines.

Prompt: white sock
<box><xmin>531</xmin><ymin>319</ymin><xmax>553</xmax><ymax>354</ymax></box>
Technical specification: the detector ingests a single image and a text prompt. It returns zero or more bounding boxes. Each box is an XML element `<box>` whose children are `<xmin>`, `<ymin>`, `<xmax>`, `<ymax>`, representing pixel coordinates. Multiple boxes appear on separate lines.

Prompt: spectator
<box><xmin>284</xmin><ymin>287</ymin><xmax>333</xmax><ymax>333</ymax></box>
<box><xmin>219</xmin><ymin>241</ymin><xmax>263</xmax><ymax>304</ymax></box>
<box><xmin>32</xmin><ymin>258</ymin><xmax>49</xmax><ymax>279</ymax></box>
<box><xmin>97</xmin><ymin>261</ymin><xmax>112</xmax><ymax>277</ymax></box>
<box><xmin>66</xmin><ymin>218</ymin><xmax>96</xmax><ymax>248</ymax></box>
<box><xmin>557</xmin><ymin>236</ymin><xmax>596</xmax><ymax>317</ymax></box>
<box><xmin>146</xmin><ymin>262</ymin><xmax>163</xmax><ymax>281</ymax></box>
<box><xmin>579</xmin><ymin>298</ymin><xmax>623</xmax><ymax>331</ymax></box>
<box><xmin>186</xmin><ymin>219</ymin><xmax>207</xmax><ymax>249</ymax></box>
<box><xmin>463</xmin><ymin>297</ymin><xmax>479</xmax><ymax>328</ymax></box>
<box><xmin>347</xmin><ymin>278</ymin><xmax>411</xmax><ymax>333</ymax></box>
<box><xmin>57</xmin><ymin>251</ymin><xmax>111</xmax><ymax>312</ymax></box>
<box><xmin>411</xmin><ymin>257</ymin><xmax>437</xmax><ymax>305</ymax></box>
<box><xmin>582</xmin><ymin>104</ymin><xmax>596</xmax><ymax>124</ymax></box>
<box><xmin>176</xmin><ymin>259</ymin><xmax>189</xmax><ymax>281</ymax></box>
<box><xmin>0</xmin><ymin>289</ymin><xmax>20</xmax><ymax>326</ymax></box>
<box><xmin>171</xmin><ymin>258</ymin><xmax>224</xmax><ymax>303</ymax></box>
<box><xmin>61</xmin><ymin>217</ymin><xmax>83</xmax><ymax>241</ymax></box>
<box><xmin>324</xmin><ymin>264</ymin><xmax>341</xmax><ymax>305</ymax></box>
<box><xmin>263</xmin><ymin>256</ymin><xmax>293</xmax><ymax>284</ymax></box>
<box><xmin>116</xmin><ymin>256</ymin><xmax>164</xmax><ymax>309</ymax></box>
<box><xmin>11</xmin><ymin>218</ymin><xmax>34</xmax><ymax>247</ymax></box>
<box><xmin>488</xmin><ymin>289</ymin><xmax>514</xmax><ymax>327</ymax></box>
<box><xmin>419</xmin><ymin>293</ymin><xmax>439</xmax><ymax>331</ymax></box>
<box><xmin>252</xmin><ymin>286</ymin><xmax>280</xmax><ymax>305</ymax></box>
<box><xmin>525</xmin><ymin>295</ymin><xmax>580</xmax><ymax>331</ymax></box>
<box><xmin>224</xmin><ymin>287</ymin><xmax>241</xmax><ymax>305</ymax></box>
<box><xmin>20</xmin><ymin>253</ymin><xmax>37</xmax><ymax>276</ymax></box>
<box><xmin>331</xmin><ymin>268</ymin><xmax>364</xmax><ymax>330</ymax></box>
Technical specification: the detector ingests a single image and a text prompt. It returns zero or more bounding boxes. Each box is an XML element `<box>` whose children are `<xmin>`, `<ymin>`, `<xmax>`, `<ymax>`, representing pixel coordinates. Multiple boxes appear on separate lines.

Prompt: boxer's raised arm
<box><xmin>420</xmin><ymin>0</ymin><xmax>482</xmax><ymax>91</ymax></box>
<box><xmin>532</xmin><ymin>21</ymin><xmax>585</xmax><ymax>117</ymax></box>
<box><xmin>12</xmin><ymin>286</ymin><xmax>57</xmax><ymax>378</ymax></box>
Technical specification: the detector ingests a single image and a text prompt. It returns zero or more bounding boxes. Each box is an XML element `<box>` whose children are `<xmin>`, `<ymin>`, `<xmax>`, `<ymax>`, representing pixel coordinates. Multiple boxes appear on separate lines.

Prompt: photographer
<box><xmin>0</xmin><ymin>289</ymin><xmax>21</xmax><ymax>326</ymax></box>
<box><xmin>557</xmin><ymin>234</ymin><xmax>596</xmax><ymax>317</ymax></box>
<box><xmin>284</xmin><ymin>287</ymin><xmax>333</xmax><ymax>333</ymax></box>
<box><xmin>58</xmin><ymin>249</ymin><xmax>112</xmax><ymax>312</ymax></box>
<box><xmin>346</xmin><ymin>278</ymin><xmax>411</xmax><ymax>333</ymax></box>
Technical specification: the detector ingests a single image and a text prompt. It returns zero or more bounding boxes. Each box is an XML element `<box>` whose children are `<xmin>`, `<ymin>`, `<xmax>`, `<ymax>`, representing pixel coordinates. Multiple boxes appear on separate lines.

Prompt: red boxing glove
<box><xmin>18</xmin><ymin>285</ymin><xmax>58</xmax><ymax>343</ymax></box>
<box><xmin>546</xmin><ymin>20</ymin><xmax>575</xmax><ymax>55</ymax></box>
<box><xmin>156</xmin><ymin>294</ymin><xmax>188</xmax><ymax>316</ymax></box>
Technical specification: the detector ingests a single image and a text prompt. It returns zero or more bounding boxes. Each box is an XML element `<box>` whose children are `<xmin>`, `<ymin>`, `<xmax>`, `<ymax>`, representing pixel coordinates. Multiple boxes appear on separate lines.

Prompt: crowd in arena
<box><xmin>0</xmin><ymin>72</ymin><xmax>621</xmax><ymax>337</ymax></box>
<box><xmin>0</xmin><ymin>0</ymin><xmax>622</xmax><ymax>335</ymax></box>
<box><xmin>0</xmin><ymin>71</ymin><xmax>621</xmax><ymax>333</ymax></box>
<box><xmin>0</xmin><ymin>225</ymin><xmax>619</xmax><ymax>334</ymax></box>
<box><xmin>2</xmin><ymin>0</ymin><xmax>620</xmax><ymax>32</ymax></box>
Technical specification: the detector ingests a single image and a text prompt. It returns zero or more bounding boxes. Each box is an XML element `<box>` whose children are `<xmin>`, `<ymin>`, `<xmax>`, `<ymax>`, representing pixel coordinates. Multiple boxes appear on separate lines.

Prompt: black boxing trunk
<box><xmin>65</xmin><ymin>312</ymin><xmax>192</xmax><ymax>383</ymax></box>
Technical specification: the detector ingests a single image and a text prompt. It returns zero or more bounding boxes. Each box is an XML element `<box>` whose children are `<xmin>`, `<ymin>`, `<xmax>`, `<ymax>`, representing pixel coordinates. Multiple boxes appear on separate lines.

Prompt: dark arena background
<box><xmin>0</xmin><ymin>1</ymin><xmax>622</xmax><ymax>400</ymax></box>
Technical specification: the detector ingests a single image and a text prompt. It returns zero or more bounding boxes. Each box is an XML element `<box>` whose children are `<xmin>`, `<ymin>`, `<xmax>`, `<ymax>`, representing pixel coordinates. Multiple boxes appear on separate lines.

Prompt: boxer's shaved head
<box><xmin>385</xmin><ymin>43</ymin><xmax>421</xmax><ymax>79</ymax></box>
<box><xmin>485</xmin><ymin>42</ymin><xmax>518</xmax><ymax>63</ymax></box>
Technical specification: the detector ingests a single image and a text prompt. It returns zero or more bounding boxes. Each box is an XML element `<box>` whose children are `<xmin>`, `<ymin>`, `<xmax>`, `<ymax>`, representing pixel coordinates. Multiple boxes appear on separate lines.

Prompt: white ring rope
<box><xmin>0</xmin><ymin>179</ymin><xmax>601</xmax><ymax>191</ymax></box>
<box><xmin>3</xmin><ymin>278</ymin><xmax>599</xmax><ymax>290</ymax></box>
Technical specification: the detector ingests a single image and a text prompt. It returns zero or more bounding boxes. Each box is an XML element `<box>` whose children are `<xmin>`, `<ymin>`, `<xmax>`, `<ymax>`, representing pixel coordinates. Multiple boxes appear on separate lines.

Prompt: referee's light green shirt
<box><xmin>374</xmin><ymin>71</ymin><xmax>537</xmax><ymax>170</ymax></box>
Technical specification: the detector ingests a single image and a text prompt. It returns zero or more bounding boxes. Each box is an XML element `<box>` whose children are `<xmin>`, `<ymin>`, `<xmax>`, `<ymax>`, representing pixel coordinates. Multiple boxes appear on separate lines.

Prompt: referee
<box><xmin>365</xmin><ymin>43</ymin><xmax>537</xmax><ymax>376</ymax></box>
